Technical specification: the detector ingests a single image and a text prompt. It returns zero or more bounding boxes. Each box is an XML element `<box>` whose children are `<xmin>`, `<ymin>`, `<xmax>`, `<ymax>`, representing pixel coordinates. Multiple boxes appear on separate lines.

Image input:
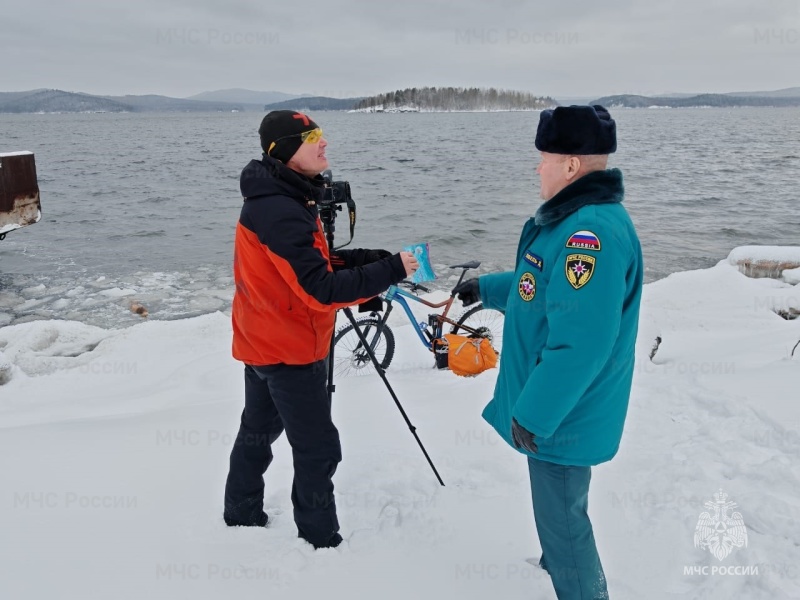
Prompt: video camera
<box><xmin>320</xmin><ymin>169</ymin><xmax>356</xmax><ymax>250</ymax></box>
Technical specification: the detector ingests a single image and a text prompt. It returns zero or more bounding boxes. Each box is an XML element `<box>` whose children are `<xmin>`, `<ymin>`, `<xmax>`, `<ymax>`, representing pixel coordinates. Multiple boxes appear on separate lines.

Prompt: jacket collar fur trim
<box><xmin>534</xmin><ymin>168</ymin><xmax>624</xmax><ymax>226</ymax></box>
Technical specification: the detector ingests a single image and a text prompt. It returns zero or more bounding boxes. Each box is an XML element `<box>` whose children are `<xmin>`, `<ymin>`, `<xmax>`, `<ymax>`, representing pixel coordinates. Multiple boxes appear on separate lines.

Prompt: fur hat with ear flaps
<box><xmin>535</xmin><ymin>105</ymin><xmax>617</xmax><ymax>155</ymax></box>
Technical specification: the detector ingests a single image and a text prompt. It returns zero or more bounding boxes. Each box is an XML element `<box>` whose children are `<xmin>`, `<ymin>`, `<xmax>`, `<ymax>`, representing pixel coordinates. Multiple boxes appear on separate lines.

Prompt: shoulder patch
<box><xmin>565</xmin><ymin>254</ymin><xmax>595</xmax><ymax>290</ymax></box>
<box><xmin>518</xmin><ymin>272</ymin><xmax>536</xmax><ymax>301</ymax></box>
<box><xmin>523</xmin><ymin>251</ymin><xmax>544</xmax><ymax>271</ymax></box>
<box><xmin>566</xmin><ymin>230</ymin><xmax>601</xmax><ymax>251</ymax></box>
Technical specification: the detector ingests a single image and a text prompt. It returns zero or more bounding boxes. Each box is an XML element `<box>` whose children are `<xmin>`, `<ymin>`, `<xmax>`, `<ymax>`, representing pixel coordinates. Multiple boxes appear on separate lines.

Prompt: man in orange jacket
<box><xmin>224</xmin><ymin>111</ymin><xmax>418</xmax><ymax>549</ymax></box>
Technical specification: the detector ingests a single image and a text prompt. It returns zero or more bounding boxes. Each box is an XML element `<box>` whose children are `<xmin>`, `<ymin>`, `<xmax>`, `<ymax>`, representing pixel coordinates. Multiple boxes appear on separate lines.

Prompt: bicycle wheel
<box><xmin>333</xmin><ymin>317</ymin><xmax>395</xmax><ymax>377</ymax></box>
<box><xmin>451</xmin><ymin>304</ymin><xmax>504</xmax><ymax>354</ymax></box>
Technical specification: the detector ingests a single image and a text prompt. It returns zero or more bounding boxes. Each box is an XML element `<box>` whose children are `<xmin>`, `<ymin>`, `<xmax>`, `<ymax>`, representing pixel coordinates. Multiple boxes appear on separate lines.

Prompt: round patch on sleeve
<box><xmin>566</xmin><ymin>230</ymin><xmax>601</xmax><ymax>251</ymax></box>
<box><xmin>518</xmin><ymin>272</ymin><xmax>536</xmax><ymax>301</ymax></box>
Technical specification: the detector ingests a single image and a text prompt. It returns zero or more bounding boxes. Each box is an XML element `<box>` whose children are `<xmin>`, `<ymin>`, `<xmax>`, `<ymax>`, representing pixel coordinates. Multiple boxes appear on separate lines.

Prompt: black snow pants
<box><xmin>224</xmin><ymin>360</ymin><xmax>341</xmax><ymax>546</ymax></box>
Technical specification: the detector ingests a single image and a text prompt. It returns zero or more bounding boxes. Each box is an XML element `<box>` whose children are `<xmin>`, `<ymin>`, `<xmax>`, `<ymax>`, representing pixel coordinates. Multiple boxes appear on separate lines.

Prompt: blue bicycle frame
<box><xmin>338</xmin><ymin>262</ymin><xmax>484</xmax><ymax>365</ymax></box>
<box><xmin>380</xmin><ymin>284</ymin><xmax>465</xmax><ymax>349</ymax></box>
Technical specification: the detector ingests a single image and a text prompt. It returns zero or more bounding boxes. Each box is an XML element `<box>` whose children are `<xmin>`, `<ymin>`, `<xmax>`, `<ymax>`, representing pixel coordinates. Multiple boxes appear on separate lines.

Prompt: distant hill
<box><xmin>263</xmin><ymin>96</ymin><xmax>363</xmax><ymax>111</ymax></box>
<box><xmin>0</xmin><ymin>89</ymin><xmax>252</xmax><ymax>113</ymax></box>
<box><xmin>102</xmin><ymin>94</ymin><xmax>248</xmax><ymax>112</ymax></box>
<box><xmin>0</xmin><ymin>89</ymin><xmax>49</xmax><ymax>105</ymax></box>
<box><xmin>591</xmin><ymin>93</ymin><xmax>800</xmax><ymax>108</ymax></box>
<box><xmin>725</xmin><ymin>87</ymin><xmax>800</xmax><ymax>98</ymax></box>
<box><xmin>355</xmin><ymin>87</ymin><xmax>557</xmax><ymax>112</ymax></box>
<box><xmin>655</xmin><ymin>92</ymin><xmax>702</xmax><ymax>99</ymax></box>
<box><xmin>646</xmin><ymin>87</ymin><xmax>800</xmax><ymax>99</ymax></box>
<box><xmin>0</xmin><ymin>90</ymin><xmax>132</xmax><ymax>113</ymax></box>
<box><xmin>553</xmin><ymin>96</ymin><xmax>595</xmax><ymax>105</ymax></box>
<box><xmin>186</xmin><ymin>89</ymin><xmax>299</xmax><ymax>105</ymax></box>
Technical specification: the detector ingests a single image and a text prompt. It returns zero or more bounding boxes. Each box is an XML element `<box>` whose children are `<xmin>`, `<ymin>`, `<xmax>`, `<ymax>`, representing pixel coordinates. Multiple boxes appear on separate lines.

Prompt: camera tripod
<box><xmin>318</xmin><ymin>201</ymin><xmax>444</xmax><ymax>487</ymax></box>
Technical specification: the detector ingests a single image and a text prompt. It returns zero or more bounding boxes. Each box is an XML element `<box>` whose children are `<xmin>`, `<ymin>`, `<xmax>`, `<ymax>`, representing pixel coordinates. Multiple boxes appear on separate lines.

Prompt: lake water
<box><xmin>1</xmin><ymin>108</ymin><xmax>799</xmax><ymax>328</ymax></box>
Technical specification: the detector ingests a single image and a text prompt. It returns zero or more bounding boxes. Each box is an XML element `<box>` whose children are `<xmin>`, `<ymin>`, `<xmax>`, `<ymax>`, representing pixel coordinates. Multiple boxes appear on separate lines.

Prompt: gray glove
<box><xmin>512</xmin><ymin>418</ymin><xmax>538</xmax><ymax>453</ymax></box>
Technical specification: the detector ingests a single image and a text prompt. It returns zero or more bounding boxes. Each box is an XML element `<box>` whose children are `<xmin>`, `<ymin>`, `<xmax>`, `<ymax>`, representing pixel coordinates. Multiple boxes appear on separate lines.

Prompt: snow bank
<box><xmin>783</xmin><ymin>267</ymin><xmax>800</xmax><ymax>286</ymax></box>
<box><xmin>0</xmin><ymin>319</ymin><xmax>112</xmax><ymax>379</ymax></box>
<box><xmin>0</xmin><ymin>350</ymin><xmax>11</xmax><ymax>385</ymax></box>
<box><xmin>728</xmin><ymin>245</ymin><xmax>800</xmax><ymax>280</ymax></box>
<box><xmin>1</xmin><ymin>262</ymin><xmax>799</xmax><ymax>599</ymax></box>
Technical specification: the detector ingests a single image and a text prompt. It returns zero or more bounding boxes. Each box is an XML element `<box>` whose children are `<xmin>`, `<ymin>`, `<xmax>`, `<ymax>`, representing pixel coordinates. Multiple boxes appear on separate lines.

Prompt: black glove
<box><xmin>364</xmin><ymin>249</ymin><xmax>392</xmax><ymax>264</ymax></box>
<box><xmin>330</xmin><ymin>249</ymin><xmax>391</xmax><ymax>270</ymax></box>
<box><xmin>452</xmin><ymin>278</ymin><xmax>480</xmax><ymax>306</ymax></box>
<box><xmin>512</xmin><ymin>418</ymin><xmax>538</xmax><ymax>453</ymax></box>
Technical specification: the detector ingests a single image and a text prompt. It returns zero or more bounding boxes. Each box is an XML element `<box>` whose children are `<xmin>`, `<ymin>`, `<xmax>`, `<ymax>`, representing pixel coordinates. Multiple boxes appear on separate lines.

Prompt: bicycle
<box><xmin>333</xmin><ymin>260</ymin><xmax>504</xmax><ymax>376</ymax></box>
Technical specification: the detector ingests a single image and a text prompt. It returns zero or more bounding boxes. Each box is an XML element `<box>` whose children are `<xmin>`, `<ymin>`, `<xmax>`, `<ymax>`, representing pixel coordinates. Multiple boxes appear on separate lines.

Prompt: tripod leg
<box><xmin>327</xmin><ymin>320</ymin><xmax>336</xmax><ymax>404</ymax></box>
<box><xmin>340</xmin><ymin>307</ymin><xmax>445</xmax><ymax>486</ymax></box>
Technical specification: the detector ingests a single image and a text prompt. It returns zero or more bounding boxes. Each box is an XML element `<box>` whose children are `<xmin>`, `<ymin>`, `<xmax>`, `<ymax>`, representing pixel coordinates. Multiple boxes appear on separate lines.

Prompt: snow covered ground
<box><xmin>1</xmin><ymin>257</ymin><xmax>799</xmax><ymax>599</ymax></box>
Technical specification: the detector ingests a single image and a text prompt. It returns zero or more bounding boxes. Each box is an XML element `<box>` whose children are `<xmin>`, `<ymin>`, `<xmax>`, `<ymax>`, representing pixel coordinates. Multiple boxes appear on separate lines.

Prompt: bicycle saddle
<box><xmin>448</xmin><ymin>260</ymin><xmax>481</xmax><ymax>270</ymax></box>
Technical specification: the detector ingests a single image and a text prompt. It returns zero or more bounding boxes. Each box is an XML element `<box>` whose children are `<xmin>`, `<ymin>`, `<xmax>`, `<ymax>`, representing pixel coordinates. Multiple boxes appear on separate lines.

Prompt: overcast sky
<box><xmin>1</xmin><ymin>0</ymin><xmax>798</xmax><ymax>99</ymax></box>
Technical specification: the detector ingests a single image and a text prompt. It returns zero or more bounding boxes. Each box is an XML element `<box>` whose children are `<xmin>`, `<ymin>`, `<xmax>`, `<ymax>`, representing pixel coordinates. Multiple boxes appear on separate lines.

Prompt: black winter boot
<box><xmin>224</xmin><ymin>511</ymin><xmax>269</xmax><ymax>528</ymax></box>
<box><xmin>299</xmin><ymin>531</ymin><xmax>343</xmax><ymax>550</ymax></box>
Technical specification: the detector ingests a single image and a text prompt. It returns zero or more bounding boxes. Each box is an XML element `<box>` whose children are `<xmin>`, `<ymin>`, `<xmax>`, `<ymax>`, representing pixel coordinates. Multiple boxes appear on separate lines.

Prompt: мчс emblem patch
<box><xmin>566</xmin><ymin>230</ymin><xmax>601</xmax><ymax>251</ymax></box>
<box><xmin>518</xmin><ymin>272</ymin><xmax>536</xmax><ymax>301</ymax></box>
<box><xmin>565</xmin><ymin>254</ymin><xmax>595</xmax><ymax>290</ymax></box>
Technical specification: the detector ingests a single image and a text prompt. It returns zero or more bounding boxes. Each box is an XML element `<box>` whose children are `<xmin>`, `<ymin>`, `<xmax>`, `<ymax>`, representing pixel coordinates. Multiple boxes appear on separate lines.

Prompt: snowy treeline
<box><xmin>354</xmin><ymin>87</ymin><xmax>557</xmax><ymax>112</ymax></box>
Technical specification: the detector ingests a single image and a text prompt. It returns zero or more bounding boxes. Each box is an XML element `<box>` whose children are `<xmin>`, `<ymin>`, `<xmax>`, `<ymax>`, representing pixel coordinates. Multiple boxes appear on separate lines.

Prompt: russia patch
<box><xmin>523</xmin><ymin>251</ymin><xmax>544</xmax><ymax>271</ymax></box>
<box><xmin>566</xmin><ymin>230</ymin><xmax>601</xmax><ymax>251</ymax></box>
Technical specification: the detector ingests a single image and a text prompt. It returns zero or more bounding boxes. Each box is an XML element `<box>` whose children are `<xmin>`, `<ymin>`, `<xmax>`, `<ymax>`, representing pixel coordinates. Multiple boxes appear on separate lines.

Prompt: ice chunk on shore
<box><xmin>98</xmin><ymin>287</ymin><xmax>137</xmax><ymax>298</ymax></box>
<box><xmin>20</xmin><ymin>284</ymin><xmax>47</xmax><ymax>299</ymax></box>
<box><xmin>728</xmin><ymin>245</ymin><xmax>800</xmax><ymax>279</ymax></box>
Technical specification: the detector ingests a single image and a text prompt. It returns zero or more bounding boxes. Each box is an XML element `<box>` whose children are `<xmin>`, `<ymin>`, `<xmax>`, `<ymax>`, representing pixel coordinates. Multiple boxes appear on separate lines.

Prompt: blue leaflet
<box><xmin>402</xmin><ymin>242</ymin><xmax>436</xmax><ymax>283</ymax></box>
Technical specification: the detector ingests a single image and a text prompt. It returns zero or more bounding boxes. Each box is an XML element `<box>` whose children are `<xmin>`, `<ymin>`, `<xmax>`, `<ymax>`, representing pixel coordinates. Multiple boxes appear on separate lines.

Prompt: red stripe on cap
<box><xmin>293</xmin><ymin>113</ymin><xmax>310</xmax><ymax>126</ymax></box>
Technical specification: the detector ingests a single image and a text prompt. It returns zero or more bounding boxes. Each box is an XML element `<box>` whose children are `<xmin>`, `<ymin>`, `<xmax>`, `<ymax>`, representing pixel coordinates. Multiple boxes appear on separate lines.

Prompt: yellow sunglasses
<box><xmin>268</xmin><ymin>128</ymin><xmax>324</xmax><ymax>155</ymax></box>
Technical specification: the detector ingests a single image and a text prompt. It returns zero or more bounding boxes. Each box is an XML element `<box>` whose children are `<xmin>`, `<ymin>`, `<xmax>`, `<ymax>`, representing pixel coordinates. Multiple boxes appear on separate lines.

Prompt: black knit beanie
<box><xmin>258</xmin><ymin>110</ymin><xmax>320</xmax><ymax>163</ymax></box>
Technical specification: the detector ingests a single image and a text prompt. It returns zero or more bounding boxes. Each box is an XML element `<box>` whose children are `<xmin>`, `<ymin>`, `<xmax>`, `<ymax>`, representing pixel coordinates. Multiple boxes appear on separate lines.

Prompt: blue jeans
<box><xmin>528</xmin><ymin>457</ymin><xmax>608</xmax><ymax>599</ymax></box>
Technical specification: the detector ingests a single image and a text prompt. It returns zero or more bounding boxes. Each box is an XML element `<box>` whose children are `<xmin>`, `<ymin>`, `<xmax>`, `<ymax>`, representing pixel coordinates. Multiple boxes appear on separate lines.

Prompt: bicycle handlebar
<box><xmin>397</xmin><ymin>261</ymin><xmax>479</xmax><ymax>296</ymax></box>
<box><xmin>398</xmin><ymin>280</ymin><xmax>431</xmax><ymax>294</ymax></box>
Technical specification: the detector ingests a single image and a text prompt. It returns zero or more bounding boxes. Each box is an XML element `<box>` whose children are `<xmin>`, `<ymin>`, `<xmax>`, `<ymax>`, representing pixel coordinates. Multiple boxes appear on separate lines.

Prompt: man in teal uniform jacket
<box><xmin>454</xmin><ymin>105</ymin><xmax>643</xmax><ymax>599</ymax></box>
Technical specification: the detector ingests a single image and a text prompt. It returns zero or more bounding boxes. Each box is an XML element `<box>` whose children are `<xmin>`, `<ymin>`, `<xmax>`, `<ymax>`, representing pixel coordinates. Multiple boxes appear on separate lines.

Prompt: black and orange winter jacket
<box><xmin>232</xmin><ymin>156</ymin><xmax>406</xmax><ymax>366</ymax></box>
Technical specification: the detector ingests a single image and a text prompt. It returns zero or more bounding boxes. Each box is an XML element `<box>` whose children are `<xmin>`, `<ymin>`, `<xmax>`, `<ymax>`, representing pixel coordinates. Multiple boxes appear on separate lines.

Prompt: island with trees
<box><xmin>352</xmin><ymin>87</ymin><xmax>557</xmax><ymax>112</ymax></box>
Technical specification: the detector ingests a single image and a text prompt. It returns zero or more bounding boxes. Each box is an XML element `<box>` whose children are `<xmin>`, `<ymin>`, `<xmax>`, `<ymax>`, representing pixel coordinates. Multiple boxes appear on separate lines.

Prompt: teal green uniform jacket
<box><xmin>480</xmin><ymin>169</ymin><xmax>643</xmax><ymax>466</ymax></box>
